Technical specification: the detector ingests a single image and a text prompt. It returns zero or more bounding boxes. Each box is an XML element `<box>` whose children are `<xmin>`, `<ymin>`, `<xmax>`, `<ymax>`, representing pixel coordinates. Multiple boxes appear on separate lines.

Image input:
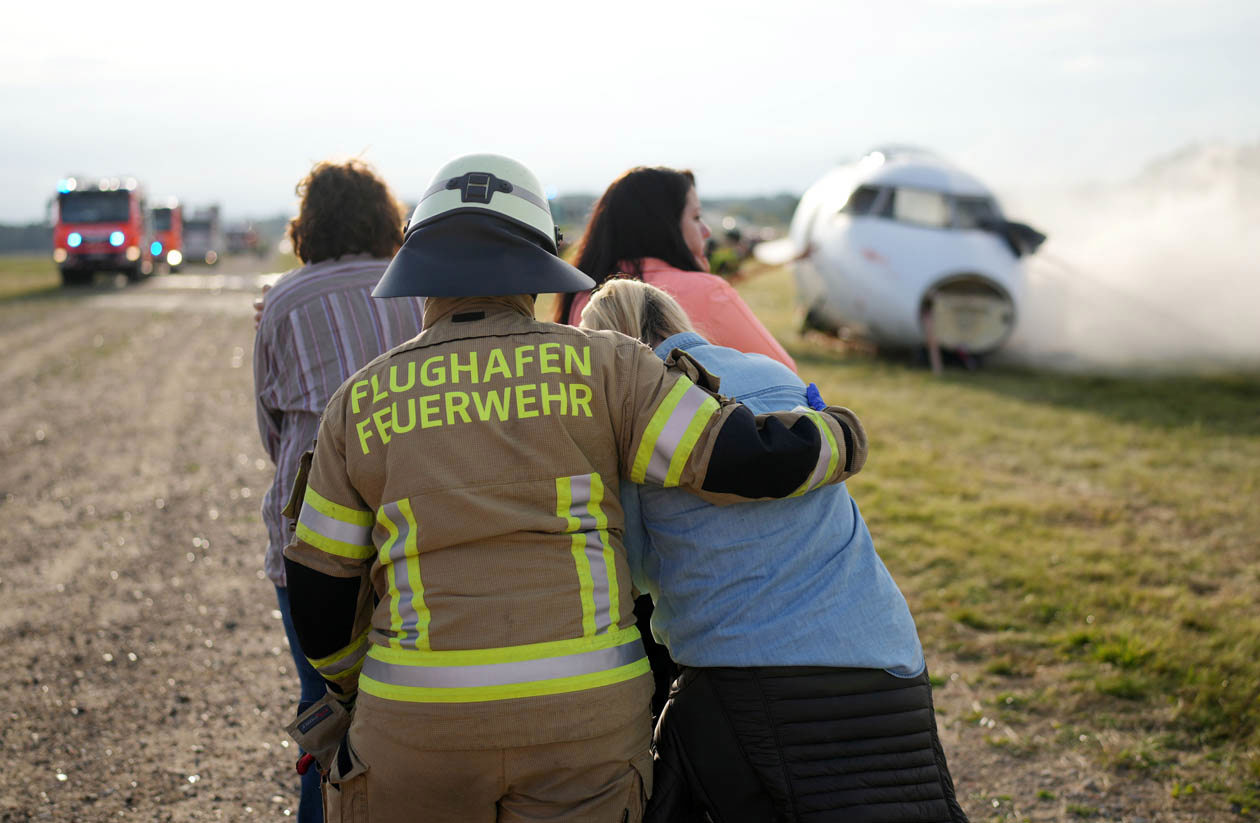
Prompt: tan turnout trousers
<box><xmin>324</xmin><ymin>698</ymin><xmax>652</xmax><ymax>823</ymax></box>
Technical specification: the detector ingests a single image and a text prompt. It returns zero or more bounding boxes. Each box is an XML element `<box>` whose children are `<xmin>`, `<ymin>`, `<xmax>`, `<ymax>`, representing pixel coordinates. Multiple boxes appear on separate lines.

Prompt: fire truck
<box><xmin>183</xmin><ymin>206</ymin><xmax>224</xmax><ymax>266</ymax></box>
<box><xmin>52</xmin><ymin>177</ymin><xmax>154</xmax><ymax>286</ymax></box>
<box><xmin>150</xmin><ymin>199</ymin><xmax>184</xmax><ymax>272</ymax></box>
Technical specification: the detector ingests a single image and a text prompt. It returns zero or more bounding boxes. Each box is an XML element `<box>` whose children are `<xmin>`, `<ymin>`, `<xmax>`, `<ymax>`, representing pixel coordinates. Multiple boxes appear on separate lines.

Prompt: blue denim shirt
<box><xmin>622</xmin><ymin>332</ymin><xmax>925</xmax><ymax>675</ymax></box>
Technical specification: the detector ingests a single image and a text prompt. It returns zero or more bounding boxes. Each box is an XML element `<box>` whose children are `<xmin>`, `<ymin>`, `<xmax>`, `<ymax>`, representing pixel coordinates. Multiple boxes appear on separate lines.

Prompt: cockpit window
<box><xmin>884</xmin><ymin>188</ymin><xmax>950</xmax><ymax>228</ymax></box>
<box><xmin>954</xmin><ymin>196</ymin><xmax>999</xmax><ymax>229</ymax></box>
<box><xmin>841</xmin><ymin>185</ymin><xmax>881</xmax><ymax>216</ymax></box>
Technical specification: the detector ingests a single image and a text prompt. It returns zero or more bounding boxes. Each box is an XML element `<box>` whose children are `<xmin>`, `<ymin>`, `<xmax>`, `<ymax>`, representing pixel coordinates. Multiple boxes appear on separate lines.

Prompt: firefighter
<box><xmin>282</xmin><ymin>153</ymin><xmax>868</xmax><ymax>823</ymax></box>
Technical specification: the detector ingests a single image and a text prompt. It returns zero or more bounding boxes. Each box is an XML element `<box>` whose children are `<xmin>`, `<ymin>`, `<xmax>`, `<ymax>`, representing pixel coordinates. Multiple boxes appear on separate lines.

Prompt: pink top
<box><xmin>567</xmin><ymin>258</ymin><xmax>797</xmax><ymax>372</ymax></box>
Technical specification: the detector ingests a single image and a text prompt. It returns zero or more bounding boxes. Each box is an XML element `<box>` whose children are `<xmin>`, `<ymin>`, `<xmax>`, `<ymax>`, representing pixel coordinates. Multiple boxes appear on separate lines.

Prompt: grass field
<box><xmin>0</xmin><ymin>253</ymin><xmax>62</xmax><ymax>299</ymax></box>
<box><xmin>4</xmin><ymin>254</ymin><xmax>1258</xmax><ymax>812</ymax></box>
<box><xmin>731</xmin><ymin>265</ymin><xmax>1260</xmax><ymax>812</ymax></box>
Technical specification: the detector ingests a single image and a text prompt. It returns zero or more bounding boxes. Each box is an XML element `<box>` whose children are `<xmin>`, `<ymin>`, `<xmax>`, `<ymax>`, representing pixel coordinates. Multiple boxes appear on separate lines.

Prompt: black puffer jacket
<box><xmin>647</xmin><ymin>666</ymin><xmax>969</xmax><ymax>823</ymax></box>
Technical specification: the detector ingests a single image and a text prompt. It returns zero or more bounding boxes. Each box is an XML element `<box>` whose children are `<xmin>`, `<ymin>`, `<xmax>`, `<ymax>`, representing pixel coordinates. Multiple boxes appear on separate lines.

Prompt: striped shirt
<box><xmin>253</xmin><ymin>254</ymin><xmax>426</xmax><ymax>585</ymax></box>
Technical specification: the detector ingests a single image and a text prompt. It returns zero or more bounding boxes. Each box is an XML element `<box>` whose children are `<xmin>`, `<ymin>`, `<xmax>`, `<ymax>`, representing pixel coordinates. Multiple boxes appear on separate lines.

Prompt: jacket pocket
<box><xmin>322</xmin><ymin>733</ymin><xmax>369</xmax><ymax>823</ymax></box>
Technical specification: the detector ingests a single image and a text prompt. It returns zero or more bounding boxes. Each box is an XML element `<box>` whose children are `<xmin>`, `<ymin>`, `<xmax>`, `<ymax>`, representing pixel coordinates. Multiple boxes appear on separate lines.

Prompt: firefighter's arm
<box><xmin>282</xmin><ymin>398</ymin><xmax>375</xmax><ymax>702</ymax></box>
<box><xmin>620</xmin><ymin>344</ymin><xmax>866</xmax><ymax>503</ymax></box>
<box><xmin>283</xmin><ymin>560</ymin><xmax>373</xmax><ymax>703</ymax></box>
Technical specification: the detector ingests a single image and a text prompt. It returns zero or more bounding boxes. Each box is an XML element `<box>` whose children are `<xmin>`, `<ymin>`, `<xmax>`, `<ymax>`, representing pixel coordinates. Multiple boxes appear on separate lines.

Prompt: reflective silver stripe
<box><xmin>419</xmin><ymin>178</ymin><xmax>549</xmax><ymax>212</ymax></box>
<box><xmin>583</xmin><ymin>530</ymin><xmax>612</xmax><ymax>633</ymax></box>
<box><xmin>299</xmin><ymin>503</ymin><xmax>372</xmax><ymax>547</ymax></box>
<box><xmin>645</xmin><ymin>385</ymin><xmax>712</xmax><ymax>484</ymax></box>
<box><xmin>362</xmin><ymin>640</ymin><xmax>643</xmax><ymax>689</ymax></box>
<box><xmin>420</xmin><ymin>179</ymin><xmax>449</xmax><ymax>201</ymax></box>
<box><xmin>318</xmin><ymin>639</ymin><xmax>369</xmax><ymax>678</ymax></box>
<box><xmin>381</xmin><ymin>501</ymin><xmax>421</xmax><ymax>646</ymax></box>
<box><xmin>506</xmin><ymin>184</ymin><xmax>549</xmax><ymax>212</ymax></box>
<box><xmin>566</xmin><ymin>474</ymin><xmax>600</xmax><ymax>531</ymax></box>
<box><xmin>805</xmin><ymin>415</ymin><xmax>834</xmax><ymax>491</ymax></box>
<box><xmin>565</xmin><ymin>474</ymin><xmax>612</xmax><ymax>633</ymax></box>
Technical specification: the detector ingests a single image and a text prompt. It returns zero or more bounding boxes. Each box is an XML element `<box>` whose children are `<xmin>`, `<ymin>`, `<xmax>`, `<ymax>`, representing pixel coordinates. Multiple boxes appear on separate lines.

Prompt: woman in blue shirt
<box><xmin>580</xmin><ymin>279</ymin><xmax>968</xmax><ymax>823</ymax></box>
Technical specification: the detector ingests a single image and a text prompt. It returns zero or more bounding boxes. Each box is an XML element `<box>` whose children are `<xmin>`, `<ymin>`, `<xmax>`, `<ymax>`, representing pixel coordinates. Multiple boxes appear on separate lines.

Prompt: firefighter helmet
<box><xmin>373</xmin><ymin>154</ymin><xmax>595</xmax><ymax>298</ymax></box>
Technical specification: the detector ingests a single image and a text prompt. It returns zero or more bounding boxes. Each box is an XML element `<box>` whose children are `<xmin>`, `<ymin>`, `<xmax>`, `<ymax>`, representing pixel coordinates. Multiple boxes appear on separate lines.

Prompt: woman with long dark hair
<box><xmin>557</xmin><ymin>166</ymin><xmax>795</xmax><ymax>371</ymax></box>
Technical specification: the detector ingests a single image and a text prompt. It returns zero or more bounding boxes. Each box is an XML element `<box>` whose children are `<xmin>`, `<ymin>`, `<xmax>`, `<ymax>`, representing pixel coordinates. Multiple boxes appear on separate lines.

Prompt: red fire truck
<box><xmin>150</xmin><ymin>199</ymin><xmax>184</xmax><ymax>272</ymax></box>
<box><xmin>52</xmin><ymin>177</ymin><xmax>154</xmax><ymax>286</ymax></box>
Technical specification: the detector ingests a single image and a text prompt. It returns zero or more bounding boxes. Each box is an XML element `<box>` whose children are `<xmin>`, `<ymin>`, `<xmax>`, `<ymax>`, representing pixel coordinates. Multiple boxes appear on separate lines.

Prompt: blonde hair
<box><xmin>579</xmin><ymin>278</ymin><xmax>694</xmax><ymax>346</ymax></box>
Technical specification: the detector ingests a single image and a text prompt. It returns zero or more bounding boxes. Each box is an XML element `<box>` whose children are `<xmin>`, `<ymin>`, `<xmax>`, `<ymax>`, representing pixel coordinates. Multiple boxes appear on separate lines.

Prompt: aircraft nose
<box><xmin>921</xmin><ymin>275</ymin><xmax>1016</xmax><ymax>354</ymax></box>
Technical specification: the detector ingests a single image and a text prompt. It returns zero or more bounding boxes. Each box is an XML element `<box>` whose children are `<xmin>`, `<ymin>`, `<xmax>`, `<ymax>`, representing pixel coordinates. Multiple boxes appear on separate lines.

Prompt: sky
<box><xmin>3</xmin><ymin>0</ymin><xmax>1258</xmax><ymax>223</ymax></box>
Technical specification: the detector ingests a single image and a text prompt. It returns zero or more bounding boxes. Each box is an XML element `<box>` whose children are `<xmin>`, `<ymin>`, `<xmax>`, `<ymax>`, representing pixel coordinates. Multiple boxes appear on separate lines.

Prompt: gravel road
<box><xmin>0</xmin><ymin>267</ymin><xmax>1215</xmax><ymax>822</ymax></box>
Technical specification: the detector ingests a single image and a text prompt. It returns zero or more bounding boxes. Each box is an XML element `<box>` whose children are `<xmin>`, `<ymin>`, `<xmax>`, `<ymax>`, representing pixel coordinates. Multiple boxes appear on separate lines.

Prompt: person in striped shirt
<box><xmin>252</xmin><ymin>158</ymin><xmax>425</xmax><ymax>823</ymax></box>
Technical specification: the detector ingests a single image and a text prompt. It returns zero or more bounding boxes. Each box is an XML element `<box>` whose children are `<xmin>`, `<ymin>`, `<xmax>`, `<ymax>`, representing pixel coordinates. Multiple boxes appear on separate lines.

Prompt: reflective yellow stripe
<box><xmin>378</xmin><ymin>507</ymin><xmax>405</xmax><ymax>650</ymax></box>
<box><xmin>359</xmin><ymin>627</ymin><xmax>648</xmax><ymax>703</ymax></box>
<box><xmin>295</xmin><ymin>521</ymin><xmax>376</xmax><ymax>560</ymax></box>
<box><xmin>370</xmin><ymin>624</ymin><xmax>640</xmax><ymax>666</ymax></box>
<box><xmin>361</xmin><ymin>658</ymin><xmax>649</xmax><ymax>703</ymax></box>
<box><xmin>630</xmin><ymin>378</ymin><xmax>691</xmax><ymax>483</ymax></box>
<box><xmin>378</xmin><ymin>500</ymin><xmax>431</xmax><ymax>651</ymax></box>
<box><xmin>558</xmin><ymin>476</ymin><xmax>598</xmax><ymax>635</ymax></box>
<box><xmin>818</xmin><ymin>413</ymin><xmax>840</xmax><ymax>486</ymax></box>
<box><xmin>570</xmin><ymin>533</ymin><xmax>597</xmax><ymax>635</ymax></box>
<box><xmin>296</xmin><ymin>486</ymin><xmax>374</xmax><ymax>560</ymax></box>
<box><xmin>555</xmin><ymin>475</ymin><xmax>580</xmax><ymax>532</ymax></box>
<box><xmin>324</xmin><ymin>656</ymin><xmax>366</xmax><ymax>684</ymax></box>
<box><xmin>664</xmin><ymin>394</ymin><xmax>719</xmax><ymax>487</ymax></box>
<box><xmin>307</xmin><ymin>630</ymin><xmax>369</xmax><ymax>682</ymax></box>
<box><xmin>587</xmin><ymin>473</ymin><xmax>619</xmax><ymax>632</ymax></box>
<box><xmin>398</xmin><ymin>499</ymin><xmax>431</xmax><ymax>651</ymax></box>
<box><xmin>304</xmin><ymin>486</ymin><xmax>374</xmax><ymax>526</ymax></box>
<box><xmin>790</xmin><ymin>412</ymin><xmax>841</xmax><ymax>497</ymax></box>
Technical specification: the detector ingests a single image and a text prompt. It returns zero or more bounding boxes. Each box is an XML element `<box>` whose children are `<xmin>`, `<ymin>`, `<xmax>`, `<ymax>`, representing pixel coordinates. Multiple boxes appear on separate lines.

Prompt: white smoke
<box><xmin>995</xmin><ymin>140</ymin><xmax>1260</xmax><ymax>371</ymax></box>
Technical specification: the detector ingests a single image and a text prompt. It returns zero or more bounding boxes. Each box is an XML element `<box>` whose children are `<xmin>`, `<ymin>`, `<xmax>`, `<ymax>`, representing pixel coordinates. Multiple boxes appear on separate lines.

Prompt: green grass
<box><xmin>733</xmin><ymin>265</ymin><xmax>1260</xmax><ymax>805</ymax></box>
<box><xmin>0</xmin><ymin>253</ymin><xmax>62</xmax><ymax>299</ymax></box>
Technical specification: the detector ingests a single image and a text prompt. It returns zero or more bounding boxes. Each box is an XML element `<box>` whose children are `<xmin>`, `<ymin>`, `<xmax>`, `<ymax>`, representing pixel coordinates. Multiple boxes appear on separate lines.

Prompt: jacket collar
<box><xmin>423</xmin><ymin>294</ymin><xmax>535</xmax><ymax>327</ymax></box>
<box><xmin>654</xmin><ymin>331</ymin><xmax>708</xmax><ymax>360</ymax></box>
<box><xmin>417</xmin><ymin>294</ymin><xmax>538</xmax><ymax>345</ymax></box>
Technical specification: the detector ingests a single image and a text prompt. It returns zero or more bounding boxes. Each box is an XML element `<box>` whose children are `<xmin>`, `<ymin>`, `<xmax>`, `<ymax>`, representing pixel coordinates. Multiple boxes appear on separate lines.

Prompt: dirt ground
<box><xmin>0</xmin><ymin>266</ymin><xmax>1217</xmax><ymax>821</ymax></box>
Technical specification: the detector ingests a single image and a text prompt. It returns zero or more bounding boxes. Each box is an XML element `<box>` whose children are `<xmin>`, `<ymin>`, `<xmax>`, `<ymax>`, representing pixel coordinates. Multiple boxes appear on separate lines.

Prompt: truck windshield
<box><xmin>152</xmin><ymin>208</ymin><xmax>174</xmax><ymax>231</ymax></box>
<box><xmin>59</xmin><ymin>191</ymin><xmax>131</xmax><ymax>224</ymax></box>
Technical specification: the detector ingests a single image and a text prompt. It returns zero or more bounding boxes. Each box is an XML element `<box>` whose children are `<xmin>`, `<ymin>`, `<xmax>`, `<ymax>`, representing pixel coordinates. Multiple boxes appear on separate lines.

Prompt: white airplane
<box><xmin>758</xmin><ymin>147</ymin><xmax>1045</xmax><ymax>361</ymax></box>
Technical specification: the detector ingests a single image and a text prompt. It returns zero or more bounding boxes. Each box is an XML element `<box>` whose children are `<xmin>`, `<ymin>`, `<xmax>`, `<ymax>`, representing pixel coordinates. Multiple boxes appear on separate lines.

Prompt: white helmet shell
<box><xmin>407</xmin><ymin>153</ymin><xmax>558</xmax><ymax>252</ymax></box>
<box><xmin>373</xmin><ymin>153</ymin><xmax>594</xmax><ymax>299</ymax></box>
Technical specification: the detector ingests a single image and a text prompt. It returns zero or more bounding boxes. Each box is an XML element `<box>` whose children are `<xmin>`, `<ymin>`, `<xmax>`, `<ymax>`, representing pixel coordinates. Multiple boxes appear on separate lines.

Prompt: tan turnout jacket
<box><xmin>284</xmin><ymin>295</ymin><xmax>864</xmax><ymax>749</ymax></box>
